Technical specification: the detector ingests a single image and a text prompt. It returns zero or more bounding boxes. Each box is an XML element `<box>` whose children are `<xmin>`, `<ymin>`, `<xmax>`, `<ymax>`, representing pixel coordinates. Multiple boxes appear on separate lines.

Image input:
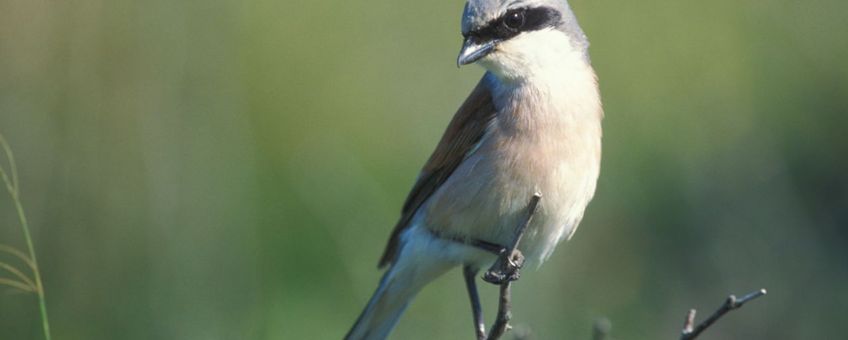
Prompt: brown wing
<box><xmin>378</xmin><ymin>77</ymin><xmax>496</xmax><ymax>268</ymax></box>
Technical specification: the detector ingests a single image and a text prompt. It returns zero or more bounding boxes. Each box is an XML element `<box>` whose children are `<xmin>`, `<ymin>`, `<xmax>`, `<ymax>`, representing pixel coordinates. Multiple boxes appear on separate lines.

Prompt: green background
<box><xmin>1</xmin><ymin>0</ymin><xmax>846</xmax><ymax>339</ymax></box>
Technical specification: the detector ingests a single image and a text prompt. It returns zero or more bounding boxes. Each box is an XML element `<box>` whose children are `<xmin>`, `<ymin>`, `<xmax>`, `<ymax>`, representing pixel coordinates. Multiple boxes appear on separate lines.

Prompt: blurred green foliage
<box><xmin>1</xmin><ymin>0</ymin><xmax>847</xmax><ymax>339</ymax></box>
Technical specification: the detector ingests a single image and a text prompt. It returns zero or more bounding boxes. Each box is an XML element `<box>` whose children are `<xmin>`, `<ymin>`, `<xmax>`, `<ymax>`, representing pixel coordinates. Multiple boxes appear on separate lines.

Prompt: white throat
<box><xmin>481</xmin><ymin>29</ymin><xmax>602</xmax><ymax>132</ymax></box>
<box><xmin>481</xmin><ymin>29</ymin><xmax>591</xmax><ymax>83</ymax></box>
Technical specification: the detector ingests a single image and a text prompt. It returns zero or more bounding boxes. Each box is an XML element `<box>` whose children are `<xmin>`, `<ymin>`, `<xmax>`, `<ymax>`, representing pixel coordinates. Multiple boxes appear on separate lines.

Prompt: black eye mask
<box><xmin>464</xmin><ymin>6</ymin><xmax>562</xmax><ymax>42</ymax></box>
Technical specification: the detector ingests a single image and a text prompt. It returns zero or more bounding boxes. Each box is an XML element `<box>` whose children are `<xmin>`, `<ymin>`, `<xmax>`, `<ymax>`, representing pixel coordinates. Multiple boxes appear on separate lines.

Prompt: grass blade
<box><xmin>0</xmin><ymin>277</ymin><xmax>35</xmax><ymax>293</ymax></box>
<box><xmin>0</xmin><ymin>261</ymin><xmax>36</xmax><ymax>290</ymax></box>
<box><xmin>0</xmin><ymin>244</ymin><xmax>37</xmax><ymax>273</ymax></box>
<box><xmin>0</xmin><ymin>133</ymin><xmax>51</xmax><ymax>340</ymax></box>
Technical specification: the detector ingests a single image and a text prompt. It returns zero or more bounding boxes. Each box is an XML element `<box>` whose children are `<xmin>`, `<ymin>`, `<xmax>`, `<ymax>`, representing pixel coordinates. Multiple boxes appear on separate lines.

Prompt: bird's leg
<box><xmin>483</xmin><ymin>193</ymin><xmax>542</xmax><ymax>285</ymax></box>
<box><xmin>463</xmin><ymin>266</ymin><xmax>486</xmax><ymax>340</ymax></box>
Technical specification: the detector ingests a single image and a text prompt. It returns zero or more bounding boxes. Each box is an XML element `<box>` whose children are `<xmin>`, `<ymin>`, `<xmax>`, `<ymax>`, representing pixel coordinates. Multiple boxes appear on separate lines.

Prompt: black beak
<box><xmin>457</xmin><ymin>37</ymin><xmax>498</xmax><ymax>66</ymax></box>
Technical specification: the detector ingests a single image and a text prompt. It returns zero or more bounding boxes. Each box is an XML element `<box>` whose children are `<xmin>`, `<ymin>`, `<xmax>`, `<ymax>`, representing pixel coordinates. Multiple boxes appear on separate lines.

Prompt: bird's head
<box><xmin>457</xmin><ymin>0</ymin><xmax>590</xmax><ymax>81</ymax></box>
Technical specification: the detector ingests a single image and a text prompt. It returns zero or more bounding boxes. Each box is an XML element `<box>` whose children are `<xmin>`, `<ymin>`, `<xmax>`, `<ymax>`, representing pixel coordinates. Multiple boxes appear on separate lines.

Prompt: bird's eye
<box><xmin>503</xmin><ymin>10</ymin><xmax>526</xmax><ymax>30</ymax></box>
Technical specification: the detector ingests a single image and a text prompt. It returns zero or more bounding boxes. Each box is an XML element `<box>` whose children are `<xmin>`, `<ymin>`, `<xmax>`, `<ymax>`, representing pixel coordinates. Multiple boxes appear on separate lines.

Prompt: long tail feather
<box><xmin>345</xmin><ymin>231</ymin><xmax>457</xmax><ymax>340</ymax></box>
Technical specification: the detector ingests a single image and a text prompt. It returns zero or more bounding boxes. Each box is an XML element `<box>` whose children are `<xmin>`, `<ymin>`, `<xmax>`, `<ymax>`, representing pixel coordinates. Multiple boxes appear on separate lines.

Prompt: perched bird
<box><xmin>345</xmin><ymin>0</ymin><xmax>602</xmax><ymax>339</ymax></box>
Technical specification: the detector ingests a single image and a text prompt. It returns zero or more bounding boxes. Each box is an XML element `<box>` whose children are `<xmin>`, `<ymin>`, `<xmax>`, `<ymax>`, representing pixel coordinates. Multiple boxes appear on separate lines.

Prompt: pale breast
<box><xmin>422</xmin><ymin>103</ymin><xmax>601</xmax><ymax>265</ymax></box>
<box><xmin>421</xmin><ymin>53</ymin><xmax>603</xmax><ymax>264</ymax></box>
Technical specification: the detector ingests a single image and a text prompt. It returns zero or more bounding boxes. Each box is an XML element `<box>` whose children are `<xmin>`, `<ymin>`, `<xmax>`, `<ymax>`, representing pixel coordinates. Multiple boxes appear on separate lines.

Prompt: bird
<box><xmin>345</xmin><ymin>0</ymin><xmax>602</xmax><ymax>339</ymax></box>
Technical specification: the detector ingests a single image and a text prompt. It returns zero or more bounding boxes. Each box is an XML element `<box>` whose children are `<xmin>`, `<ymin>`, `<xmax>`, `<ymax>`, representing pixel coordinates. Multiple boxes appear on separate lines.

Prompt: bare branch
<box><xmin>680</xmin><ymin>289</ymin><xmax>767</xmax><ymax>340</ymax></box>
<box><xmin>483</xmin><ymin>193</ymin><xmax>542</xmax><ymax>340</ymax></box>
<box><xmin>483</xmin><ymin>193</ymin><xmax>541</xmax><ymax>284</ymax></box>
<box><xmin>487</xmin><ymin>281</ymin><xmax>513</xmax><ymax>339</ymax></box>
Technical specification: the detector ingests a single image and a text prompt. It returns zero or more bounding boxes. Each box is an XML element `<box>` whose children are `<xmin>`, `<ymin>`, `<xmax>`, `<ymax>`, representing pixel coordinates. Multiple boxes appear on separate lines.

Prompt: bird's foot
<box><xmin>483</xmin><ymin>248</ymin><xmax>525</xmax><ymax>284</ymax></box>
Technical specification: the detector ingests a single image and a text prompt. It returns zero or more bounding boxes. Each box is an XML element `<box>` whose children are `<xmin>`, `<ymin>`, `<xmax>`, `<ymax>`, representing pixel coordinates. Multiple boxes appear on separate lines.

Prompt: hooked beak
<box><xmin>457</xmin><ymin>37</ymin><xmax>498</xmax><ymax>66</ymax></box>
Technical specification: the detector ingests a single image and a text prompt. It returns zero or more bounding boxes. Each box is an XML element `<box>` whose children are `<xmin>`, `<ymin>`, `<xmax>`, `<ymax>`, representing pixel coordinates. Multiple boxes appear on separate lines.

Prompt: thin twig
<box><xmin>484</xmin><ymin>193</ymin><xmax>542</xmax><ymax>340</ymax></box>
<box><xmin>680</xmin><ymin>289</ymin><xmax>767</xmax><ymax>340</ymax></box>
<box><xmin>487</xmin><ymin>281</ymin><xmax>513</xmax><ymax>339</ymax></box>
<box><xmin>483</xmin><ymin>193</ymin><xmax>542</xmax><ymax>284</ymax></box>
<box><xmin>505</xmin><ymin>194</ymin><xmax>541</xmax><ymax>254</ymax></box>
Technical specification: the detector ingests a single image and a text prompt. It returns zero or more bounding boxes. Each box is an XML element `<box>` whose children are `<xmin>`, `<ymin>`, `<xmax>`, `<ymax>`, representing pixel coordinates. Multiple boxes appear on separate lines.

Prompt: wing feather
<box><xmin>378</xmin><ymin>77</ymin><xmax>496</xmax><ymax>268</ymax></box>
